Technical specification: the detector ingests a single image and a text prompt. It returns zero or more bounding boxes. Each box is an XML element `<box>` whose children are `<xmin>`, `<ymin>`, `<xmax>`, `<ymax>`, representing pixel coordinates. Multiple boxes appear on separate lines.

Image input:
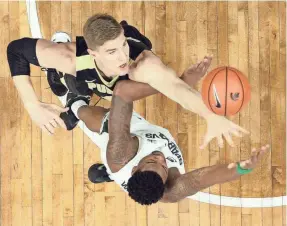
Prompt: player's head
<box><xmin>127</xmin><ymin>151</ymin><xmax>168</xmax><ymax>205</ymax></box>
<box><xmin>83</xmin><ymin>13</ymin><xmax>130</xmax><ymax>76</ymax></box>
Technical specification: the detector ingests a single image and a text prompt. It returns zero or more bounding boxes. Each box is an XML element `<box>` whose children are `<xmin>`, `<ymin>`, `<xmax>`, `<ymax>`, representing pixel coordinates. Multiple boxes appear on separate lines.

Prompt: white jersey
<box><xmin>98</xmin><ymin>111</ymin><xmax>186</xmax><ymax>192</ymax></box>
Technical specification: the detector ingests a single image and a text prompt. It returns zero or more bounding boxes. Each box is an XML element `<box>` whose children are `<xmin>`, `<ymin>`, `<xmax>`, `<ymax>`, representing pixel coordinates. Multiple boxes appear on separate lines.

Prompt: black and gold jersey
<box><xmin>75</xmin><ymin>21</ymin><xmax>152</xmax><ymax>101</ymax></box>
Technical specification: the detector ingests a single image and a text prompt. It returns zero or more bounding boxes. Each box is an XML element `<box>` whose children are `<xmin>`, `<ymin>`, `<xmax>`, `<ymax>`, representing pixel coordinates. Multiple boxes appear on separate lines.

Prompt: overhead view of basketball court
<box><xmin>0</xmin><ymin>1</ymin><xmax>286</xmax><ymax>226</ymax></box>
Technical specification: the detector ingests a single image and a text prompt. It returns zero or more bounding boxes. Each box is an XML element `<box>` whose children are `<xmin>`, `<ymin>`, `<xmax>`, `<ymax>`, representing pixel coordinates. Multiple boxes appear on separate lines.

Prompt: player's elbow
<box><xmin>65</xmin><ymin>42</ymin><xmax>76</xmax><ymax>63</ymax></box>
<box><xmin>55</xmin><ymin>43</ymin><xmax>75</xmax><ymax>64</ymax></box>
<box><xmin>113</xmin><ymin>81</ymin><xmax>124</xmax><ymax>97</ymax></box>
<box><xmin>46</xmin><ymin>42</ymin><xmax>76</xmax><ymax>75</ymax></box>
<box><xmin>7</xmin><ymin>38</ymin><xmax>36</xmax><ymax>76</ymax></box>
<box><xmin>113</xmin><ymin>80</ymin><xmax>133</xmax><ymax>103</ymax></box>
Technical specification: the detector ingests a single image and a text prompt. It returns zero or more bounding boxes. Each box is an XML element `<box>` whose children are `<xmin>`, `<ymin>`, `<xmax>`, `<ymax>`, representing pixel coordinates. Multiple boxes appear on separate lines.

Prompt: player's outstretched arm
<box><xmin>8</xmin><ymin>38</ymin><xmax>76</xmax><ymax>106</ymax></box>
<box><xmin>106</xmin><ymin>82</ymin><xmax>139</xmax><ymax>173</ymax></box>
<box><xmin>7</xmin><ymin>38</ymin><xmax>75</xmax><ymax>134</ymax></box>
<box><xmin>161</xmin><ymin>145</ymin><xmax>269</xmax><ymax>203</ymax></box>
<box><xmin>129</xmin><ymin>51</ymin><xmax>213</xmax><ymax>118</ymax></box>
<box><xmin>129</xmin><ymin>51</ymin><xmax>249</xmax><ymax>149</ymax></box>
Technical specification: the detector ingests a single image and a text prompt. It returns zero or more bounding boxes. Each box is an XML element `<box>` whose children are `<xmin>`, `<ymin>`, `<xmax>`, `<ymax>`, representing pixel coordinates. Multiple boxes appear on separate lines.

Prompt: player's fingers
<box><xmin>250</xmin><ymin>148</ymin><xmax>258</xmax><ymax>159</ymax></box>
<box><xmin>230</xmin><ymin>129</ymin><xmax>243</xmax><ymax>137</ymax></box>
<box><xmin>235</xmin><ymin>125</ymin><xmax>249</xmax><ymax>134</ymax></box>
<box><xmin>223</xmin><ymin>132</ymin><xmax>234</xmax><ymax>147</ymax></box>
<box><xmin>62</xmin><ymin>107</ymin><xmax>69</xmax><ymax>112</ymax></box>
<box><xmin>204</xmin><ymin>57</ymin><xmax>212</xmax><ymax>69</ymax></box>
<box><xmin>41</xmin><ymin>125</ymin><xmax>52</xmax><ymax>135</ymax></box>
<box><xmin>251</xmin><ymin>147</ymin><xmax>257</xmax><ymax>153</ymax></box>
<box><xmin>44</xmin><ymin>124</ymin><xmax>55</xmax><ymax>135</ymax></box>
<box><xmin>54</xmin><ymin>116</ymin><xmax>67</xmax><ymax>129</ymax></box>
<box><xmin>52</xmin><ymin>104</ymin><xmax>69</xmax><ymax>115</ymax></box>
<box><xmin>257</xmin><ymin>145</ymin><xmax>270</xmax><ymax>158</ymax></box>
<box><xmin>217</xmin><ymin>135</ymin><xmax>224</xmax><ymax>148</ymax></box>
<box><xmin>197</xmin><ymin>60</ymin><xmax>205</xmax><ymax>70</ymax></box>
<box><xmin>200</xmin><ymin>135</ymin><xmax>213</xmax><ymax>150</ymax></box>
<box><xmin>189</xmin><ymin>63</ymin><xmax>198</xmax><ymax>71</ymax></box>
<box><xmin>49</xmin><ymin>119</ymin><xmax>58</xmax><ymax>128</ymax></box>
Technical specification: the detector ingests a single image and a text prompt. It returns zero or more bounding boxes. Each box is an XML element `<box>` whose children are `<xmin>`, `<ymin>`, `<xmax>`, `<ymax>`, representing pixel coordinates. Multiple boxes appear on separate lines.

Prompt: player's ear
<box><xmin>131</xmin><ymin>166</ymin><xmax>138</xmax><ymax>175</ymax></box>
<box><xmin>87</xmin><ymin>48</ymin><xmax>96</xmax><ymax>57</ymax></box>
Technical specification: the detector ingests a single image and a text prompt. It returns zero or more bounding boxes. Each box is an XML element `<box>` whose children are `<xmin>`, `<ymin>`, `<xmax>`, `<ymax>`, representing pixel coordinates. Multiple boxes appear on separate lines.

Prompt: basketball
<box><xmin>201</xmin><ymin>66</ymin><xmax>251</xmax><ymax>116</ymax></box>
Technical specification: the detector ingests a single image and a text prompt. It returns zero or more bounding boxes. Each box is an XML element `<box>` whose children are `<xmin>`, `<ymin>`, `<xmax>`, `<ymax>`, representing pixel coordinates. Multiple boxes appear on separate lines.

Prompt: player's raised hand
<box><xmin>200</xmin><ymin>113</ymin><xmax>249</xmax><ymax>149</ymax></box>
<box><xmin>238</xmin><ymin>144</ymin><xmax>270</xmax><ymax>169</ymax></box>
<box><xmin>25</xmin><ymin>101</ymin><xmax>69</xmax><ymax>135</ymax></box>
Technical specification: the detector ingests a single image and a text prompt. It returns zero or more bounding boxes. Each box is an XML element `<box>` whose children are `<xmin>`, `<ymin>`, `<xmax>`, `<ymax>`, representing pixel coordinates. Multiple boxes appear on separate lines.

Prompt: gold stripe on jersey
<box><xmin>76</xmin><ymin>55</ymin><xmax>94</xmax><ymax>71</ymax></box>
<box><xmin>94</xmin><ymin>64</ymin><xmax>119</xmax><ymax>88</ymax></box>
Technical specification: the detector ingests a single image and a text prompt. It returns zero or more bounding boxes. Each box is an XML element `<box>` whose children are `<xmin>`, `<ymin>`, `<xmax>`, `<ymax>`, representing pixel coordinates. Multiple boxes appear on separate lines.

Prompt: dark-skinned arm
<box><xmin>162</xmin><ymin>163</ymin><xmax>241</xmax><ymax>203</ymax></box>
<box><xmin>106</xmin><ymin>83</ymin><xmax>138</xmax><ymax>173</ymax></box>
<box><xmin>116</xmin><ymin>72</ymin><xmax>197</xmax><ymax>102</ymax></box>
<box><xmin>114</xmin><ymin>80</ymin><xmax>158</xmax><ymax>102</ymax></box>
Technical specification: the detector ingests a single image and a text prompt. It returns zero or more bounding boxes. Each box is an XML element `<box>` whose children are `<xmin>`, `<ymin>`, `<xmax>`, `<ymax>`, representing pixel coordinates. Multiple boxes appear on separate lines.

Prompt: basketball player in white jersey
<box><xmin>73</xmin><ymin>51</ymin><xmax>269</xmax><ymax>205</ymax></box>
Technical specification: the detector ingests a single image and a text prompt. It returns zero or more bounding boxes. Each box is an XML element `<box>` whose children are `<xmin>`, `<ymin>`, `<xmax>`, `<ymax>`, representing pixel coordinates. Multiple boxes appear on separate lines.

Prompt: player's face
<box><xmin>133</xmin><ymin>151</ymin><xmax>168</xmax><ymax>183</ymax></box>
<box><xmin>89</xmin><ymin>30</ymin><xmax>130</xmax><ymax>76</ymax></box>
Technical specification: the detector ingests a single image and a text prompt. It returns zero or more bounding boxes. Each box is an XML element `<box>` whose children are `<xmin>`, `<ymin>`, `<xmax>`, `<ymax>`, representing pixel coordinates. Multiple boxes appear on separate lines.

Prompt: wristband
<box><xmin>236</xmin><ymin>162</ymin><xmax>253</xmax><ymax>175</ymax></box>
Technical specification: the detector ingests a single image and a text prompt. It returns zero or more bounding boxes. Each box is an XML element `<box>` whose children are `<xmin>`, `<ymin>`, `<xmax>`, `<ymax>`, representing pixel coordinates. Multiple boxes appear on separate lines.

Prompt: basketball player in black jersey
<box><xmin>7</xmin><ymin>13</ymin><xmax>248</xmax><ymax>151</ymax></box>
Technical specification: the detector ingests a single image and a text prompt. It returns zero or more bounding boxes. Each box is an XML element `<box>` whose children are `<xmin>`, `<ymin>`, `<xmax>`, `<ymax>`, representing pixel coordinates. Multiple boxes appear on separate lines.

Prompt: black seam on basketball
<box><xmin>208</xmin><ymin>68</ymin><xmax>224</xmax><ymax>114</ymax></box>
<box><xmin>225</xmin><ymin>67</ymin><xmax>228</xmax><ymax>116</ymax></box>
<box><xmin>233</xmin><ymin>69</ymin><xmax>245</xmax><ymax>115</ymax></box>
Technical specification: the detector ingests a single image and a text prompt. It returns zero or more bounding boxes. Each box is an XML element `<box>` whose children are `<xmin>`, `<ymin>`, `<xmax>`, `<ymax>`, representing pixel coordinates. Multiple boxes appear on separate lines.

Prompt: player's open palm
<box><xmin>200</xmin><ymin>113</ymin><xmax>249</xmax><ymax>149</ymax></box>
<box><xmin>25</xmin><ymin>102</ymin><xmax>69</xmax><ymax>135</ymax></box>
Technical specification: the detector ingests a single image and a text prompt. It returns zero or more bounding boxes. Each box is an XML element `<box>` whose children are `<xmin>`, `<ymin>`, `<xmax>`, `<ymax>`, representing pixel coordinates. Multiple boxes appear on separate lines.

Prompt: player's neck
<box><xmin>94</xmin><ymin>60</ymin><xmax>117</xmax><ymax>80</ymax></box>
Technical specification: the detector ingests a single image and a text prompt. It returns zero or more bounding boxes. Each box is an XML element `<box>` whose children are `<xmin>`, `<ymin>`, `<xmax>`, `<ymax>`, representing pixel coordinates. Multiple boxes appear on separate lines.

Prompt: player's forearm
<box><xmin>166</xmin><ymin>163</ymin><xmax>240</xmax><ymax>202</ymax></box>
<box><xmin>108</xmin><ymin>85</ymin><xmax>134</xmax><ymax>140</ymax></box>
<box><xmin>185</xmin><ymin>163</ymin><xmax>240</xmax><ymax>191</ymax></box>
<box><xmin>147</xmin><ymin>67</ymin><xmax>212</xmax><ymax>119</ymax></box>
<box><xmin>13</xmin><ymin>76</ymin><xmax>40</xmax><ymax>106</ymax></box>
<box><xmin>106</xmin><ymin>88</ymin><xmax>134</xmax><ymax>167</ymax></box>
<box><xmin>115</xmin><ymin>80</ymin><xmax>158</xmax><ymax>102</ymax></box>
<box><xmin>117</xmin><ymin>76</ymin><xmax>202</xmax><ymax>102</ymax></box>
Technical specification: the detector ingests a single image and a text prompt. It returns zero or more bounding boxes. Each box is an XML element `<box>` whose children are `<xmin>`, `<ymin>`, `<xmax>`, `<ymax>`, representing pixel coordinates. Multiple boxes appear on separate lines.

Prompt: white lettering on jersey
<box><xmin>85</xmin><ymin>80</ymin><xmax>113</xmax><ymax>95</ymax></box>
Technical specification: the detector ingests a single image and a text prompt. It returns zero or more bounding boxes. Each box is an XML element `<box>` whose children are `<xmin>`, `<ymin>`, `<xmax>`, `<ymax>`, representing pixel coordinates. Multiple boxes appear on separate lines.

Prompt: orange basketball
<box><xmin>201</xmin><ymin>66</ymin><xmax>251</xmax><ymax>116</ymax></box>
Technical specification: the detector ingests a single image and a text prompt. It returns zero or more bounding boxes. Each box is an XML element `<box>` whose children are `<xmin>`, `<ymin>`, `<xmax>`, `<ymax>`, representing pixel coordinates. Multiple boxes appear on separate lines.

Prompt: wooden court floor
<box><xmin>0</xmin><ymin>1</ymin><xmax>286</xmax><ymax>226</ymax></box>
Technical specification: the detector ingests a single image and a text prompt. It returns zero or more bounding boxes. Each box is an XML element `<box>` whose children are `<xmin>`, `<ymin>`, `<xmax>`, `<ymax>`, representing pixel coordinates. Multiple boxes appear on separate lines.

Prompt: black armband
<box><xmin>7</xmin><ymin>38</ymin><xmax>40</xmax><ymax>76</ymax></box>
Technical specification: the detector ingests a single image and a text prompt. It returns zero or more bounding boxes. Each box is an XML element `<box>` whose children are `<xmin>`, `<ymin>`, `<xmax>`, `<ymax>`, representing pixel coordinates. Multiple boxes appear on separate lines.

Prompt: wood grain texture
<box><xmin>0</xmin><ymin>1</ymin><xmax>285</xmax><ymax>226</ymax></box>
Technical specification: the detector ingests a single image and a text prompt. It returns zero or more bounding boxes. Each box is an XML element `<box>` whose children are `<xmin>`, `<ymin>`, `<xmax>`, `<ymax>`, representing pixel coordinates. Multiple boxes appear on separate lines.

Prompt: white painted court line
<box><xmin>26</xmin><ymin>0</ymin><xmax>287</xmax><ymax>208</ymax></box>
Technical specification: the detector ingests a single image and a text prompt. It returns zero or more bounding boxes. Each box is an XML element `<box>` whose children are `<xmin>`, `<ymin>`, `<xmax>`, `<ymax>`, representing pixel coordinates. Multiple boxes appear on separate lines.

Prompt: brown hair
<box><xmin>83</xmin><ymin>13</ymin><xmax>122</xmax><ymax>50</ymax></box>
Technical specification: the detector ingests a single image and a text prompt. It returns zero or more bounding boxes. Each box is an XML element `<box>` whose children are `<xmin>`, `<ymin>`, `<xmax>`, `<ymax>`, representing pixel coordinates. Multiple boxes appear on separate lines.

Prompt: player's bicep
<box><xmin>36</xmin><ymin>39</ymin><xmax>76</xmax><ymax>75</ymax></box>
<box><xmin>106</xmin><ymin>136</ymin><xmax>131</xmax><ymax>172</ymax></box>
<box><xmin>106</xmin><ymin>131</ymin><xmax>137</xmax><ymax>173</ymax></box>
<box><xmin>132</xmin><ymin>50</ymin><xmax>178</xmax><ymax>85</ymax></box>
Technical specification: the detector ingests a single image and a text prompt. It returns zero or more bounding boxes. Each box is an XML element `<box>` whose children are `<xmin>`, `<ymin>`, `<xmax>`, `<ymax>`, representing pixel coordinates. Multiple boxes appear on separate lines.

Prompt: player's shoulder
<box><xmin>121</xmin><ymin>20</ymin><xmax>153</xmax><ymax>60</ymax></box>
<box><xmin>76</xmin><ymin>36</ymin><xmax>89</xmax><ymax>57</ymax></box>
<box><xmin>128</xmin><ymin>39</ymin><xmax>152</xmax><ymax>61</ymax></box>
